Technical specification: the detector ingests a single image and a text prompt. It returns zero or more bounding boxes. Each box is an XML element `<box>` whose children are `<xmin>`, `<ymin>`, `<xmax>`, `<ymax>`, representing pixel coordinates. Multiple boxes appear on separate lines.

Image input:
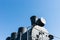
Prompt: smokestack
<box><xmin>30</xmin><ymin>16</ymin><xmax>46</xmax><ymax>27</ymax></box>
<box><xmin>30</xmin><ymin>15</ymin><xmax>38</xmax><ymax>26</ymax></box>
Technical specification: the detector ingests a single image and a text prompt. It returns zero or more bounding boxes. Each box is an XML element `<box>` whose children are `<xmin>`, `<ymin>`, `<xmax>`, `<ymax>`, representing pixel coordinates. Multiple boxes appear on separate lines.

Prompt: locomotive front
<box><xmin>6</xmin><ymin>16</ymin><xmax>54</xmax><ymax>40</ymax></box>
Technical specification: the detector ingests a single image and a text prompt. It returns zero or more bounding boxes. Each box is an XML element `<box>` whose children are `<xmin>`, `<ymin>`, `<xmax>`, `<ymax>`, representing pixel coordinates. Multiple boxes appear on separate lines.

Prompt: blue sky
<box><xmin>0</xmin><ymin>0</ymin><xmax>60</xmax><ymax>40</ymax></box>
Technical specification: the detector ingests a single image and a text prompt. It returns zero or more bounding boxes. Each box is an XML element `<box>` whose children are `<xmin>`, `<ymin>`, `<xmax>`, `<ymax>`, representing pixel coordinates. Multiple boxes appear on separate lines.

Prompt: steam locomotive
<box><xmin>6</xmin><ymin>16</ymin><xmax>54</xmax><ymax>40</ymax></box>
